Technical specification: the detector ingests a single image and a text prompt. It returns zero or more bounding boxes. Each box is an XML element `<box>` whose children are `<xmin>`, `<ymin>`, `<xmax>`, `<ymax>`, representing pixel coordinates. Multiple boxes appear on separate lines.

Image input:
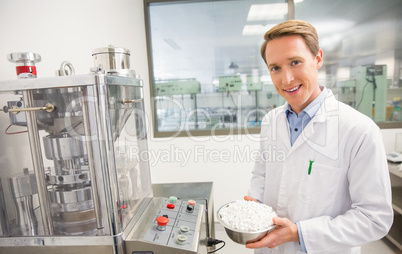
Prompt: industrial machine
<box><xmin>0</xmin><ymin>47</ymin><xmax>210</xmax><ymax>253</ymax></box>
<box><xmin>337</xmin><ymin>65</ymin><xmax>387</xmax><ymax>121</ymax></box>
<box><xmin>218</xmin><ymin>75</ymin><xmax>262</xmax><ymax>92</ymax></box>
<box><xmin>154</xmin><ymin>79</ymin><xmax>200</xmax><ymax>96</ymax></box>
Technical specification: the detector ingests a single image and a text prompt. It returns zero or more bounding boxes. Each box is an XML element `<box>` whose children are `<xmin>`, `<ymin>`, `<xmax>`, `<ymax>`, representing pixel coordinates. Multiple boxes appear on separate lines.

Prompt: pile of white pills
<box><xmin>218</xmin><ymin>200</ymin><xmax>277</xmax><ymax>232</ymax></box>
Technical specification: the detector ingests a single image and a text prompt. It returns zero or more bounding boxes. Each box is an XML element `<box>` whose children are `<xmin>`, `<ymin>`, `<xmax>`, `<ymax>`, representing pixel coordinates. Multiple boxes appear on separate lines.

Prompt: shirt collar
<box><xmin>285</xmin><ymin>86</ymin><xmax>328</xmax><ymax>118</ymax></box>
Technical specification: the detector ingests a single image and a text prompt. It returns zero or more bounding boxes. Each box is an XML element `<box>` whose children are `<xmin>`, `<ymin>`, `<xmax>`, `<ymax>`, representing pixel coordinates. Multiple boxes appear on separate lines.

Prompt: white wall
<box><xmin>0</xmin><ymin>0</ymin><xmax>400</xmax><ymax>212</ymax></box>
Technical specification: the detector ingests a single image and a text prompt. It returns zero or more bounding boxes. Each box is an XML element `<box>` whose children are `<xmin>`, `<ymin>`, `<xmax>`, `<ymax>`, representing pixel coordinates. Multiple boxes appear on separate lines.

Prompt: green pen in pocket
<box><xmin>308</xmin><ymin>160</ymin><xmax>314</xmax><ymax>175</ymax></box>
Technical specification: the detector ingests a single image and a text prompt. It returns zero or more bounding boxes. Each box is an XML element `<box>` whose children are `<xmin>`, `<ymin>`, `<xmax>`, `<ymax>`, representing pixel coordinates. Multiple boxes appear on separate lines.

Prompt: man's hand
<box><xmin>246</xmin><ymin>217</ymin><xmax>299</xmax><ymax>249</ymax></box>
<box><xmin>243</xmin><ymin>196</ymin><xmax>259</xmax><ymax>202</ymax></box>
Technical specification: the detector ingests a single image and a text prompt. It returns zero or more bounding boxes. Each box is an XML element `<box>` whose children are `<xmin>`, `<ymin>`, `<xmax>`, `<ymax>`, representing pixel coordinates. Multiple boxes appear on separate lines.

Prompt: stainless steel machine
<box><xmin>0</xmin><ymin>46</ymin><xmax>211</xmax><ymax>254</ymax></box>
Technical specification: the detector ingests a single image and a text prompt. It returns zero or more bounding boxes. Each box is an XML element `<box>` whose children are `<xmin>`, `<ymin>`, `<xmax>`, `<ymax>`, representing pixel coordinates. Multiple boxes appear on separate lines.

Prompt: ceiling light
<box><xmin>247</xmin><ymin>3</ymin><xmax>287</xmax><ymax>21</ymax></box>
<box><xmin>242</xmin><ymin>24</ymin><xmax>276</xmax><ymax>36</ymax></box>
<box><xmin>313</xmin><ymin>20</ymin><xmax>355</xmax><ymax>35</ymax></box>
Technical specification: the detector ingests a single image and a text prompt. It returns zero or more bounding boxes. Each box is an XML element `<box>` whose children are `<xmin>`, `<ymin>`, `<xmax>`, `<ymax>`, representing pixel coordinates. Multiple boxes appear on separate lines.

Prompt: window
<box><xmin>145</xmin><ymin>0</ymin><xmax>289</xmax><ymax>137</ymax></box>
<box><xmin>145</xmin><ymin>0</ymin><xmax>402</xmax><ymax>138</ymax></box>
<box><xmin>295</xmin><ymin>0</ymin><xmax>402</xmax><ymax>128</ymax></box>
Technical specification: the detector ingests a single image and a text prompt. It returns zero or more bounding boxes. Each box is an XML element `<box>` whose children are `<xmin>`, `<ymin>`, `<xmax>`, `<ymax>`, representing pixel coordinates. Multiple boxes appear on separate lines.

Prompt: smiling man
<box><xmin>245</xmin><ymin>20</ymin><xmax>393</xmax><ymax>254</ymax></box>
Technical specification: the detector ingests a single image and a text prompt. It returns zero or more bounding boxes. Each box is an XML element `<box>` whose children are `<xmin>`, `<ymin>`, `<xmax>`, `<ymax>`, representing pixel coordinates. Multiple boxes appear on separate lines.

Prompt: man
<box><xmin>246</xmin><ymin>20</ymin><xmax>393</xmax><ymax>254</ymax></box>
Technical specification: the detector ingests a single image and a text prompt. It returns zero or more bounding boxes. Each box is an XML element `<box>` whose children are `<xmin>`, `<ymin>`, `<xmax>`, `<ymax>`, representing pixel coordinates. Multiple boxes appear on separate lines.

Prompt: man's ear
<box><xmin>316</xmin><ymin>49</ymin><xmax>323</xmax><ymax>70</ymax></box>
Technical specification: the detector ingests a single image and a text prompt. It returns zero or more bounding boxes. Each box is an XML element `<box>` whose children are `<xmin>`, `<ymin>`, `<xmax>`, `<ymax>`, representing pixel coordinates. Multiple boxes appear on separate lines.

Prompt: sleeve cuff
<box><xmin>296</xmin><ymin>221</ymin><xmax>307</xmax><ymax>253</ymax></box>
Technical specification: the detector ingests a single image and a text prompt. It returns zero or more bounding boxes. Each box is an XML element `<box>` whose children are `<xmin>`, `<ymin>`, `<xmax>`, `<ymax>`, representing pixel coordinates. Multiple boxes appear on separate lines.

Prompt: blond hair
<box><xmin>261</xmin><ymin>20</ymin><xmax>320</xmax><ymax>63</ymax></box>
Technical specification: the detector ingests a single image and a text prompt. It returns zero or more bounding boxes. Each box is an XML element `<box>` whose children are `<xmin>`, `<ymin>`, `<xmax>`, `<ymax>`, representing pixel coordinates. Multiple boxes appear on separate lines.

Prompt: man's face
<box><xmin>265</xmin><ymin>35</ymin><xmax>323</xmax><ymax>114</ymax></box>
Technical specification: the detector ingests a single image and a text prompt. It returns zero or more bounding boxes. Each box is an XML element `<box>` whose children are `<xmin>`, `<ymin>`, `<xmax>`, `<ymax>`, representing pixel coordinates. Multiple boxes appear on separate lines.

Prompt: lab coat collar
<box><xmin>285</xmin><ymin>89</ymin><xmax>339</xmax><ymax>155</ymax></box>
<box><xmin>285</xmin><ymin>86</ymin><xmax>329</xmax><ymax>119</ymax></box>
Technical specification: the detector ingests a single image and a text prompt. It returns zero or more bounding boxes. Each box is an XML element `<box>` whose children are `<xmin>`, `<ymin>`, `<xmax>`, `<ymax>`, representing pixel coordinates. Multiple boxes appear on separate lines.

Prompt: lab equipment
<box><xmin>386</xmin><ymin>152</ymin><xmax>402</xmax><ymax>163</ymax></box>
<box><xmin>7</xmin><ymin>52</ymin><xmax>41</xmax><ymax>79</ymax></box>
<box><xmin>0</xmin><ymin>179</ymin><xmax>10</xmax><ymax>236</ymax></box>
<box><xmin>9</xmin><ymin>168</ymin><xmax>38</xmax><ymax>236</ymax></box>
<box><xmin>56</xmin><ymin>61</ymin><xmax>75</xmax><ymax>76</ymax></box>
<box><xmin>218</xmin><ymin>75</ymin><xmax>262</xmax><ymax>92</ymax></box>
<box><xmin>353</xmin><ymin>65</ymin><xmax>387</xmax><ymax>121</ymax></box>
<box><xmin>155</xmin><ymin>79</ymin><xmax>201</xmax><ymax>96</ymax></box>
<box><xmin>391</xmin><ymin>97</ymin><xmax>401</xmax><ymax>121</ymax></box>
<box><xmin>0</xmin><ymin>47</ymin><xmax>211</xmax><ymax>254</ymax></box>
<box><xmin>92</xmin><ymin>45</ymin><xmax>134</xmax><ymax>77</ymax></box>
<box><xmin>335</xmin><ymin>65</ymin><xmax>388</xmax><ymax>121</ymax></box>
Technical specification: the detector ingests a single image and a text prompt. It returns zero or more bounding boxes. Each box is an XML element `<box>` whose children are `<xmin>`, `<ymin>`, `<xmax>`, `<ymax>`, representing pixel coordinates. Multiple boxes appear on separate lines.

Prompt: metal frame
<box><xmin>22</xmin><ymin>90</ymin><xmax>53</xmax><ymax>235</ymax></box>
<box><xmin>0</xmin><ymin>73</ymin><xmax>146</xmax><ymax>254</ymax></box>
<box><xmin>0</xmin><ymin>74</ymin><xmax>142</xmax><ymax>91</ymax></box>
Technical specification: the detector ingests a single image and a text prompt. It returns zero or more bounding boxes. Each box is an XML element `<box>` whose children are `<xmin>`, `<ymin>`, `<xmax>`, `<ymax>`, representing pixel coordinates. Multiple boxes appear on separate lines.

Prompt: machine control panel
<box><xmin>142</xmin><ymin>198</ymin><xmax>201</xmax><ymax>251</ymax></box>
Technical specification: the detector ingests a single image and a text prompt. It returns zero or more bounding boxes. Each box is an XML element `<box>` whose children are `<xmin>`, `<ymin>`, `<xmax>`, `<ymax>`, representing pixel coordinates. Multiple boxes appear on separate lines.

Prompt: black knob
<box><xmin>186</xmin><ymin>204</ymin><xmax>194</xmax><ymax>213</ymax></box>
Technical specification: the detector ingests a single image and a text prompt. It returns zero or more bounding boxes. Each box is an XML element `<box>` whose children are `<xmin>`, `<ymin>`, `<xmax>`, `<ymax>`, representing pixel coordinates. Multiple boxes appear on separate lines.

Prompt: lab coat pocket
<box><xmin>298</xmin><ymin>163</ymin><xmax>341</xmax><ymax>206</ymax></box>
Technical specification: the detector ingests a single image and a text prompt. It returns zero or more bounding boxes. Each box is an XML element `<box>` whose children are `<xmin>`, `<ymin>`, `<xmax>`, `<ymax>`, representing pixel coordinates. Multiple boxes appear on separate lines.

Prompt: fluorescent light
<box><xmin>247</xmin><ymin>3</ymin><xmax>287</xmax><ymax>21</ymax></box>
<box><xmin>295</xmin><ymin>0</ymin><xmax>304</xmax><ymax>3</ymax></box>
<box><xmin>320</xmin><ymin>33</ymin><xmax>343</xmax><ymax>51</ymax></box>
<box><xmin>314</xmin><ymin>20</ymin><xmax>355</xmax><ymax>35</ymax></box>
<box><xmin>242</xmin><ymin>24</ymin><xmax>276</xmax><ymax>36</ymax></box>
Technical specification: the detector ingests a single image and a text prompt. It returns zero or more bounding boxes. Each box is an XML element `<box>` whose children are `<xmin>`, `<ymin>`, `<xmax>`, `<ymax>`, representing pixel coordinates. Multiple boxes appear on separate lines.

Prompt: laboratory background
<box><xmin>0</xmin><ymin>0</ymin><xmax>401</xmax><ymax>253</ymax></box>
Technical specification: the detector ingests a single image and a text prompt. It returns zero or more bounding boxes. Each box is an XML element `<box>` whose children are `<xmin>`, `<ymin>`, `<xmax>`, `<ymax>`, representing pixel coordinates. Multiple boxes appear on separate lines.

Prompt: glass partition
<box><xmin>145</xmin><ymin>0</ymin><xmax>288</xmax><ymax>137</ymax></box>
<box><xmin>145</xmin><ymin>0</ymin><xmax>402</xmax><ymax>138</ymax></box>
<box><xmin>295</xmin><ymin>0</ymin><xmax>402</xmax><ymax>128</ymax></box>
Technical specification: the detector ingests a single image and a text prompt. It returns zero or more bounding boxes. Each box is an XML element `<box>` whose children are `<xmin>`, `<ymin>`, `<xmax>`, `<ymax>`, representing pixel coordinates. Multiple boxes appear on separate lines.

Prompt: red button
<box><xmin>188</xmin><ymin>200</ymin><xmax>196</xmax><ymax>206</ymax></box>
<box><xmin>167</xmin><ymin>203</ymin><xmax>175</xmax><ymax>209</ymax></box>
<box><xmin>156</xmin><ymin>216</ymin><xmax>169</xmax><ymax>226</ymax></box>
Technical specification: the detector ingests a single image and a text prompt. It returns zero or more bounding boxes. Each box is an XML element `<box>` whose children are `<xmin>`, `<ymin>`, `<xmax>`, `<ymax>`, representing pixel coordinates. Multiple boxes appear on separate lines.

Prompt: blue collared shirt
<box><xmin>286</xmin><ymin>87</ymin><xmax>328</xmax><ymax>146</ymax></box>
<box><xmin>286</xmin><ymin>86</ymin><xmax>328</xmax><ymax>252</ymax></box>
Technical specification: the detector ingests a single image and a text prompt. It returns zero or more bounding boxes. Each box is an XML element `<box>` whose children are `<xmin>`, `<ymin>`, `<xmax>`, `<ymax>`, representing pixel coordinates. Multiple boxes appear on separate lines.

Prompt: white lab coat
<box><xmin>248</xmin><ymin>89</ymin><xmax>393</xmax><ymax>254</ymax></box>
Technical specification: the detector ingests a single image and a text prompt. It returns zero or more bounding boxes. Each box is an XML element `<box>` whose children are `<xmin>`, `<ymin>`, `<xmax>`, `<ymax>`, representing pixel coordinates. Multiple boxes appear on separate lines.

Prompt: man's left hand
<box><xmin>246</xmin><ymin>217</ymin><xmax>299</xmax><ymax>249</ymax></box>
